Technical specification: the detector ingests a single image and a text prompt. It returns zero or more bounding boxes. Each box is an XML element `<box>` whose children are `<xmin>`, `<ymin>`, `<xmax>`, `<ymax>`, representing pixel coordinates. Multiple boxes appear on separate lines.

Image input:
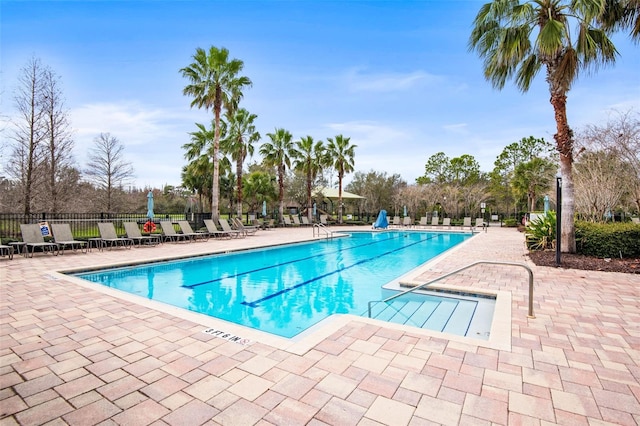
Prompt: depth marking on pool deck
<box><xmin>181</xmin><ymin>232</ymin><xmax>409</xmax><ymax>289</ymax></box>
<box><xmin>241</xmin><ymin>235</ymin><xmax>437</xmax><ymax>308</ymax></box>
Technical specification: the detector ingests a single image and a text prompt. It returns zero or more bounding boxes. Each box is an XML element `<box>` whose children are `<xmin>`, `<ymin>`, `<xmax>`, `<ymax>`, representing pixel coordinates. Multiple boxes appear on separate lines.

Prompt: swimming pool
<box><xmin>73</xmin><ymin>231</ymin><xmax>477</xmax><ymax>338</ymax></box>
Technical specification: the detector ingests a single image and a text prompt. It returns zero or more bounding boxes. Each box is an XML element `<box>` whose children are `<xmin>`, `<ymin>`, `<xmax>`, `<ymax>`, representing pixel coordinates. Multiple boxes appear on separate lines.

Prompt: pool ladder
<box><xmin>368</xmin><ymin>261</ymin><xmax>535</xmax><ymax>319</ymax></box>
<box><xmin>313</xmin><ymin>223</ymin><xmax>335</xmax><ymax>239</ymax></box>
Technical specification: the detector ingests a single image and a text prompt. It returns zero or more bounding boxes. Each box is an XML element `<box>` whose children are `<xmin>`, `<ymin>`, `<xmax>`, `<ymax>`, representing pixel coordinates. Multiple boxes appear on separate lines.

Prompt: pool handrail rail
<box><xmin>313</xmin><ymin>223</ymin><xmax>335</xmax><ymax>239</ymax></box>
<box><xmin>369</xmin><ymin>260</ymin><xmax>535</xmax><ymax>319</ymax></box>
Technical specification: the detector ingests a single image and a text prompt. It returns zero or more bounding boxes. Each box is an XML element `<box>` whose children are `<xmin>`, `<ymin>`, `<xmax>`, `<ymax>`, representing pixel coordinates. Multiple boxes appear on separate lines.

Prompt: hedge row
<box><xmin>576</xmin><ymin>221</ymin><xmax>640</xmax><ymax>258</ymax></box>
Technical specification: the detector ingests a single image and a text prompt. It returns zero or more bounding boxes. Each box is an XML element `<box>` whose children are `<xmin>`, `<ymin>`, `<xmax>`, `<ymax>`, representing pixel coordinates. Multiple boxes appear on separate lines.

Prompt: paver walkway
<box><xmin>1</xmin><ymin>226</ymin><xmax>638</xmax><ymax>425</ymax></box>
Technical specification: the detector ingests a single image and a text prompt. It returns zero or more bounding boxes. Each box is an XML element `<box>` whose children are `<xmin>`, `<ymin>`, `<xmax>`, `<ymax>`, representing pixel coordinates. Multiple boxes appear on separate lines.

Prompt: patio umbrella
<box><xmin>543</xmin><ymin>195</ymin><xmax>549</xmax><ymax>214</ymax></box>
<box><xmin>403</xmin><ymin>205</ymin><xmax>407</xmax><ymax>217</ymax></box>
<box><xmin>262</xmin><ymin>200</ymin><xmax>267</xmax><ymax>217</ymax></box>
<box><xmin>313</xmin><ymin>202</ymin><xmax>317</xmax><ymax>217</ymax></box>
<box><xmin>147</xmin><ymin>191</ymin><xmax>155</xmax><ymax>218</ymax></box>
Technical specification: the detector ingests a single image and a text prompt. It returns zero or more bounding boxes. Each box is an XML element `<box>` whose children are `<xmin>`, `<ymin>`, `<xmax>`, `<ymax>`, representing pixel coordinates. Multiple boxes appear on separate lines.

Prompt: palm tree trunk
<box><xmin>236</xmin><ymin>153</ymin><xmax>243</xmax><ymax>219</ymax></box>
<box><xmin>212</xmin><ymin>91</ymin><xmax>222</xmax><ymax>223</ymax></box>
<box><xmin>278</xmin><ymin>165</ymin><xmax>285</xmax><ymax>224</ymax></box>
<box><xmin>550</xmin><ymin>89</ymin><xmax>576</xmax><ymax>253</ymax></box>
<box><xmin>306</xmin><ymin>169</ymin><xmax>313</xmax><ymax>223</ymax></box>
<box><xmin>338</xmin><ymin>174</ymin><xmax>343</xmax><ymax>224</ymax></box>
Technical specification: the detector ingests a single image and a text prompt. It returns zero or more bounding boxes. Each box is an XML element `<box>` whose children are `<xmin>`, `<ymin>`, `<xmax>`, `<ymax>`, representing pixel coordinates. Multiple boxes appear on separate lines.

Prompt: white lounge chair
<box><xmin>203</xmin><ymin>219</ymin><xmax>236</xmax><ymax>239</ymax></box>
<box><xmin>20</xmin><ymin>224</ymin><xmax>59</xmax><ymax>257</ymax></box>
<box><xmin>219</xmin><ymin>218</ymin><xmax>246</xmax><ymax>238</ymax></box>
<box><xmin>475</xmin><ymin>218</ymin><xmax>487</xmax><ymax>232</ymax></box>
<box><xmin>177</xmin><ymin>220</ymin><xmax>209</xmax><ymax>241</ymax></box>
<box><xmin>159</xmin><ymin>221</ymin><xmax>192</xmax><ymax>243</ymax></box>
<box><xmin>231</xmin><ymin>218</ymin><xmax>258</xmax><ymax>236</ymax></box>
<box><xmin>97</xmin><ymin>223</ymin><xmax>134</xmax><ymax>249</ymax></box>
<box><xmin>51</xmin><ymin>223</ymin><xmax>87</xmax><ymax>254</ymax></box>
<box><xmin>123</xmin><ymin>222</ymin><xmax>161</xmax><ymax>246</ymax></box>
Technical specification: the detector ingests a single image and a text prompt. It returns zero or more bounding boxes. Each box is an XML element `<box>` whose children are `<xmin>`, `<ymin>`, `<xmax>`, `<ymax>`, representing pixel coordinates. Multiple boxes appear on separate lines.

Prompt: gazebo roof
<box><xmin>313</xmin><ymin>187</ymin><xmax>365</xmax><ymax>200</ymax></box>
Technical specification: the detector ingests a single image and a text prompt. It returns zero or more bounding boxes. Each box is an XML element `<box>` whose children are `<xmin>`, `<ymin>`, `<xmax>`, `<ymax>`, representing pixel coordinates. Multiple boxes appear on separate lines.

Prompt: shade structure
<box><xmin>147</xmin><ymin>191</ymin><xmax>155</xmax><ymax>218</ymax></box>
<box><xmin>313</xmin><ymin>187</ymin><xmax>365</xmax><ymax>200</ymax></box>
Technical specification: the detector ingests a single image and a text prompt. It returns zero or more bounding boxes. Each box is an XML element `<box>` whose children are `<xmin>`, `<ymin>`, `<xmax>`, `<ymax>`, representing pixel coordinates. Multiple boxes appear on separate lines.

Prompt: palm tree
<box><xmin>181</xmin><ymin>157</ymin><xmax>213</xmax><ymax>210</ymax></box>
<box><xmin>326</xmin><ymin>135</ymin><xmax>356</xmax><ymax>224</ymax></box>
<box><xmin>512</xmin><ymin>157</ymin><xmax>557</xmax><ymax>212</ymax></box>
<box><xmin>243</xmin><ymin>171</ymin><xmax>278</xmax><ymax>215</ymax></box>
<box><xmin>292</xmin><ymin>136</ymin><xmax>328</xmax><ymax>223</ymax></box>
<box><xmin>221</xmin><ymin>108</ymin><xmax>260</xmax><ymax>219</ymax></box>
<box><xmin>600</xmin><ymin>0</ymin><xmax>640</xmax><ymax>40</ymax></box>
<box><xmin>180</xmin><ymin>46</ymin><xmax>252</xmax><ymax>223</ymax></box>
<box><xmin>469</xmin><ymin>0</ymin><xmax>618</xmax><ymax>252</ymax></box>
<box><xmin>259</xmin><ymin>128</ymin><xmax>294</xmax><ymax>224</ymax></box>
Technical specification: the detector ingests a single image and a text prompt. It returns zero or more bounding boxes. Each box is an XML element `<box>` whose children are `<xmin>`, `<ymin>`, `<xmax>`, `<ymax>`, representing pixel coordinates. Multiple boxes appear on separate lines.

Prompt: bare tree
<box><xmin>574</xmin><ymin>151</ymin><xmax>630</xmax><ymax>221</ymax></box>
<box><xmin>40</xmin><ymin>67</ymin><xmax>76</xmax><ymax>213</ymax></box>
<box><xmin>579</xmin><ymin>110</ymin><xmax>640</xmax><ymax>214</ymax></box>
<box><xmin>84</xmin><ymin>133</ymin><xmax>135</xmax><ymax>212</ymax></box>
<box><xmin>6</xmin><ymin>57</ymin><xmax>47</xmax><ymax>214</ymax></box>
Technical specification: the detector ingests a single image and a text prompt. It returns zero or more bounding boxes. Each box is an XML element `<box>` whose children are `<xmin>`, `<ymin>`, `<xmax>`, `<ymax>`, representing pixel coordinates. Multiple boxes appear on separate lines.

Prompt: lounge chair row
<box><xmin>282</xmin><ymin>215</ymin><xmax>314</xmax><ymax>226</ymax></box>
<box><xmin>388</xmin><ymin>216</ymin><xmax>485</xmax><ymax>230</ymax></box>
<box><xmin>5</xmin><ymin>218</ymin><xmax>263</xmax><ymax>258</ymax></box>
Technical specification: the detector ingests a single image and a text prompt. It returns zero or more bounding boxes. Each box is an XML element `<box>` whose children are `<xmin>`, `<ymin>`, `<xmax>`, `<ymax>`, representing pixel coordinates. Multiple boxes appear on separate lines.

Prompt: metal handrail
<box><xmin>368</xmin><ymin>261</ymin><xmax>535</xmax><ymax>319</ymax></box>
<box><xmin>313</xmin><ymin>223</ymin><xmax>334</xmax><ymax>239</ymax></box>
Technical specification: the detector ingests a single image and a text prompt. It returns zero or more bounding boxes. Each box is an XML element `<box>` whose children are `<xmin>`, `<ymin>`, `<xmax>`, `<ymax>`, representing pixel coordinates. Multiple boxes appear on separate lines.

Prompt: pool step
<box><xmin>368</xmin><ymin>298</ymin><xmax>478</xmax><ymax>336</ymax></box>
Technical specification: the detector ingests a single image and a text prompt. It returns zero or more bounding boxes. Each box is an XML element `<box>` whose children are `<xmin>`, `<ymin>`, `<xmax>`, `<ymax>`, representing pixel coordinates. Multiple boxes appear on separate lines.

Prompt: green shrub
<box><xmin>525</xmin><ymin>211</ymin><xmax>556</xmax><ymax>250</ymax></box>
<box><xmin>503</xmin><ymin>218</ymin><xmax>518</xmax><ymax>227</ymax></box>
<box><xmin>575</xmin><ymin>221</ymin><xmax>640</xmax><ymax>258</ymax></box>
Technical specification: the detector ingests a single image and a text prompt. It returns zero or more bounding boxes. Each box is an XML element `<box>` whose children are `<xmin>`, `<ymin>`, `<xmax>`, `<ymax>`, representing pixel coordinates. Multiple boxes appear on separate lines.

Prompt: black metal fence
<box><xmin>0</xmin><ymin>211</ymin><xmax>375</xmax><ymax>242</ymax></box>
<box><xmin>0</xmin><ymin>212</ymin><xmax>213</xmax><ymax>242</ymax></box>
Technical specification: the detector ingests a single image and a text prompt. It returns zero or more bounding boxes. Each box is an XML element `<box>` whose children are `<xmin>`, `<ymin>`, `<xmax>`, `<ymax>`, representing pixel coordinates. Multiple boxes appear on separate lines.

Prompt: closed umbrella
<box><xmin>544</xmin><ymin>195</ymin><xmax>549</xmax><ymax>214</ymax></box>
<box><xmin>313</xmin><ymin>202</ymin><xmax>317</xmax><ymax>217</ymax></box>
<box><xmin>147</xmin><ymin>191</ymin><xmax>155</xmax><ymax>218</ymax></box>
<box><xmin>262</xmin><ymin>200</ymin><xmax>267</xmax><ymax>217</ymax></box>
<box><xmin>403</xmin><ymin>205</ymin><xmax>407</xmax><ymax>217</ymax></box>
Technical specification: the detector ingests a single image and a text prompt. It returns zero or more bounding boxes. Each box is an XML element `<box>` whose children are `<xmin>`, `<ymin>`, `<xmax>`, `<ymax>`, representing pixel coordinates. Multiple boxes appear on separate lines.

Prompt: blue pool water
<box><xmin>73</xmin><ymin>231</ymin><xmax>475</xmax><ymax>338</ymax></box>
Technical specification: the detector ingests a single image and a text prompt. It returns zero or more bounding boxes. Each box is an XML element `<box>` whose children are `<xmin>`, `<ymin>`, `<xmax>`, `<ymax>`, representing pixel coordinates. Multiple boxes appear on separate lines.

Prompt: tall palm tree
<box><xmin>600</xmin><ymin>0</ymin><xmax>640</xmax><ymax>40</ymax></box>
<box><xmin>326</xmin><ymin>135</ymin><xmax>356</xmax><ymax>224</ymax></box>
<box><xmin>221</xmin><ymin>108</ymin><xmax>260</xmax><ymax>218</ymax></box>
<box><xmin>180</xmin><ymin>46</ymin><xmax>252</xmax><ymax>223</ymax></box>
<box><xmin>469</xmin><ymin>0</ymin><xmax>618</xmax><ymax>252</ymax></box>
<box><xmin>292</xmin><ymin>136</ymin><xmax>328</xmax><ymax>223</ymax></box>
<box><xmin>260</xmin><ymin>128</ymin><xmax>294</xmax><ymax>224</ymax></box>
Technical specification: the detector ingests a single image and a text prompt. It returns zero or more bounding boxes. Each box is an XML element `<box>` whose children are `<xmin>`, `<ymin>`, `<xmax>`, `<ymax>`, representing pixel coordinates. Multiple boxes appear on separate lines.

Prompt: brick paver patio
<box><xmin>1</xmin><ymin>226</ymin><xmax>638</xmax><ymax>425</ymax></box>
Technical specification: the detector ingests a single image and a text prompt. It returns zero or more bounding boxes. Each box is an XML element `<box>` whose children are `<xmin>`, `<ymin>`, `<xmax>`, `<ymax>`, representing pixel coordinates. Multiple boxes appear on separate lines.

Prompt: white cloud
<box><xmin>71</xmin><ymin>101</ymin><xmax>209</xmax><ymax>188</ymax></box>
<box><xmin>344</xmin><ymin>68</ymin><xmax>439</xmax><ymax>93</ymax></box>
<box><xmin>442</xmin><ymin>123</ymin><xmax>468</xmax><ymax>134</ymax></box>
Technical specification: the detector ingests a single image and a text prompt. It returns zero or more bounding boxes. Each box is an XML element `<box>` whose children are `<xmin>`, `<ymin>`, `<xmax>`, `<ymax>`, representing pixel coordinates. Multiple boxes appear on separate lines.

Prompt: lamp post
<box><xmin>555</xmin><ymin>173</ymin><xmax>562</xmax><ymax>266</ymax></box>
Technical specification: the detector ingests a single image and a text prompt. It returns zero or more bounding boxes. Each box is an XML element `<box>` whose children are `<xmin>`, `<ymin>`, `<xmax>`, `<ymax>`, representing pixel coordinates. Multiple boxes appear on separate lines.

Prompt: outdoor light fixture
<box><xmin>556</xmin><ymin>172</ymin><xmax>562</xmax><ymax>266</ymax></box>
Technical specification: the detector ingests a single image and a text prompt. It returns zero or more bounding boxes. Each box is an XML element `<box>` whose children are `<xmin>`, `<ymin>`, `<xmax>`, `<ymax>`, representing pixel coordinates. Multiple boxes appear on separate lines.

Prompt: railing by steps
<box><xmin>313</xmin><ymin>223</ymin><xmax>335</xmax><ymax>239</ymax></box>
<box><xmin>368</xmin><ymin>261</ymin><xmax>535</xmax><ymax>319</ymax></box>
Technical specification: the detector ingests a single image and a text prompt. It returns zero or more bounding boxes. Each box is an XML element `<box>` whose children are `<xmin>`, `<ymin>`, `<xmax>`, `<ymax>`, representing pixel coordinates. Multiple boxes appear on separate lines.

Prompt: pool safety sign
<box><xmin>202</xmin><ymin>328</ymin><xmax>252</xmax><ymax>346</ymax></box>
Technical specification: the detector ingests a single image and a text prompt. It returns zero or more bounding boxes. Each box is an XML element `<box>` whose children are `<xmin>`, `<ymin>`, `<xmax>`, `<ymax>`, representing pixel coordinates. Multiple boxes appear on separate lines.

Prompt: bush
<box><xmin>575</xmin><ymin>221</ymin><xmax>640</xmax><ymax>258</ymax></box>
<box><xmin>525</xmin><ymin>211</ymin><xmax>556</xmax><ymax>250</ymax></box>
<box><xmin>503</xmin><ymin>218</ymin><xmax>519</xmax><ymax>227</ymax></box>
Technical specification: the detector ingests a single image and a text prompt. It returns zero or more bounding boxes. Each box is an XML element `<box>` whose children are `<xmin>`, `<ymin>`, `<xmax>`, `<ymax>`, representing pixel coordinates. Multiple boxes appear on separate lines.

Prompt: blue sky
<box><xmin>1</xmin><ymin>0</ymin><xmax>638</xmax><ymax>190</ymax></box>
